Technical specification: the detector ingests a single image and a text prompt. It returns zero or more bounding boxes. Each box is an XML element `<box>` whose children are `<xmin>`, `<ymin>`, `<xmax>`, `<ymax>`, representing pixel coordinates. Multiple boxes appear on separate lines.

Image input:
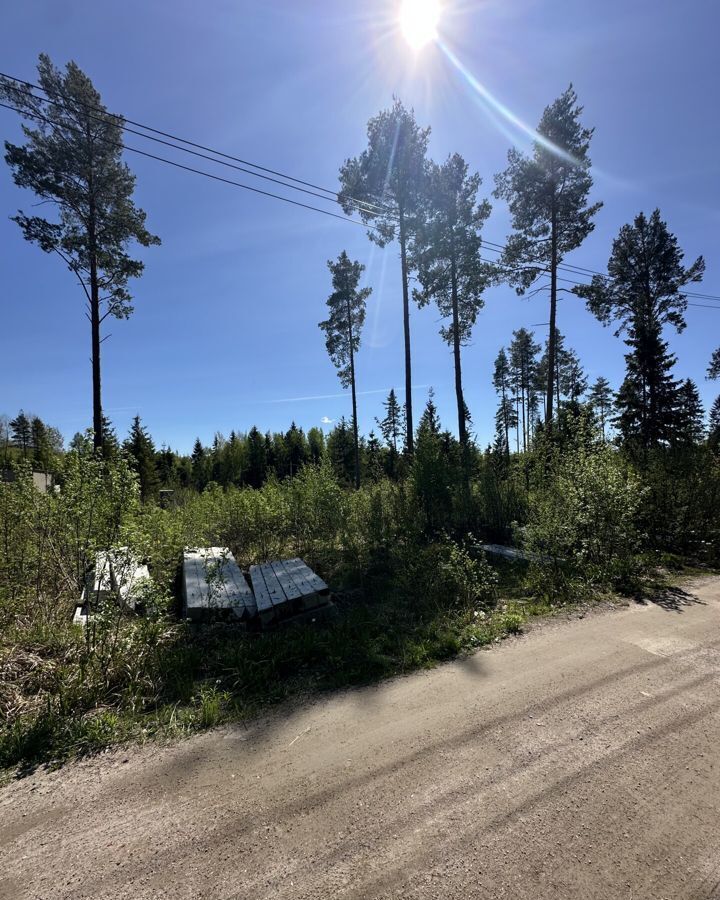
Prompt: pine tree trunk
<box><xmin>398</xmin><ymin>209</ymin><xmax>414</xmax><ymax>455</ymax></box>
<box><xmin>450</xmin><ymin>240</ymin><xmax>467</xmax><ymax>446</ymax></box>
<box><xmin>88</xmin><ymin>212</ymin><xmax>103</xmax><ymax>453</ymax></box>
<box><xmin>347</xmin><ymin>296</ymin><xmax>361</xmax><ymax>490</ymax></box>
<box><xmin>546</xmin><ymin>203</ymin><xmax>558</xmax><ymax>428</ymax></box>
<box><xmin>502</xmin><ymin>382</ymin><xmax>509</xmax><ymax>456</ymax></box>
<box><xmin>521</xmin><ymin>359</ymin><xmax>527</xmax><ymax>452</ymax></box>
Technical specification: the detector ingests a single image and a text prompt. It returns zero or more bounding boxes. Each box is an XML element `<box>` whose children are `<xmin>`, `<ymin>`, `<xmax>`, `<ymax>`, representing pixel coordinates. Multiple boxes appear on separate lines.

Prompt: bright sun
<box><xmin>399</xmin><ymin>0</ymin><xmax>442</xmax><ymax>50</ymax></box>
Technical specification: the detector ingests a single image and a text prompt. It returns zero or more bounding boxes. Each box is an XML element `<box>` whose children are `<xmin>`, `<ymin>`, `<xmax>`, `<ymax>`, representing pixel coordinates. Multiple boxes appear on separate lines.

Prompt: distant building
<box><xmin>1</xmin><ymin>469</ymin><xmax>55</xmax><ymax>493</ymax></box>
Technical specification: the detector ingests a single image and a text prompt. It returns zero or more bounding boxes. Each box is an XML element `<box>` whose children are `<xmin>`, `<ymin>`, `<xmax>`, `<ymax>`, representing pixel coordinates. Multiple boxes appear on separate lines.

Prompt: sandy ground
<box><xmin>2</xmin><ymin>579</ymin><xmax>720</xmax><ymax>900</ymax></box>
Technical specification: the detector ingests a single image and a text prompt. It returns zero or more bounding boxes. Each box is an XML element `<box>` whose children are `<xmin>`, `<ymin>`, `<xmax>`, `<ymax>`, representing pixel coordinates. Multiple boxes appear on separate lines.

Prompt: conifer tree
<box><xmin>319</xmin><ymin>251</ymin><xmax>371</xmax><ymax>489</ymax></box>
<box><xmin>10</xmin><ymin>411</ymin><xmax>31</xmax><ymax>458</ymax></box>
<box><xmin>285</xmin><ymin>423</ymin><xmax>309</xmax><ymax>477</ymax></box>
<box><xmin>327</xmin><ymin>417</ymin><xmax>356</xmax><ymax>485</ymax></box>
<box><xmin>339</xmin><ymin>99</ymin><xmax>429</xmax><ymax>454</ymax></box>
<box><xmin>413</xmin><ymin>391</ymin><xmax>452</xmax><ymax>533</ymax></box>
<box><xmin>364</xmin><ymin>431</ymin><xmax>384</xmax><ymax>482</ymax></box>
<box><xmin>576</xmin><ymin>210</ymin><xmax>704</xmax><ymax>449</ymax></box>
<box><xmin>494</xmin><ymin>86</ymin><xmax>601</xmax><ymax>426</ymax></box>
<box><xmin>708</xmin><ymin>348</ymin><xmax>720</xmax><ymax>381</ymax></box>
<box><xmin>100</xmin><ymin>415</ymin><xmax>120</xmax><ymax>460</ymax></box>
<box><xmin>492</xmin><ymin>349</ymin><xmax>517</xmax><ymax>455</ymax></box>
<box><xmin>376</xmin><ymin>388</ymin><xmax>405</xmax><ymax>454</ymax></box>
<box><xmin>30</xmin><ymin>416</ymin><xmax>52</xmax><ymax>471</ymax></box>
<box><xmin>191</xmin><ymin>438</ymin><xmax>208</xmax><ymax>491</ymax></box>
<box><xmin>1</xmin><ymin>57</ymin><xmax>160</xmax><ymax>451</ymax></box>
<box><xmin>588</xmin><ymin>376</ymin><xmax>613</xmax><ymax>441</ymax></box>
<box><xmin>413</xmin><ymin>153</ymin><xmax>491</xmax><ymax>445</ymax></box>
<box><xmin>156</xmin><ymin>446</ymin><xmax>178</xmax><ymax>487</ymax></box>
<box><xmin>246</xmin><ymin>427</ymin><xmax>267</xmax><ymax>487</ymax></box>
<box><xmin>124</xmin><ymin>415</ymin><xmax>159</xmax><ymax>501</ymax></box>
<box><xmin>509</xmin><ymin>329</ymin><xmax>541</xmax><ymax>450</ymax></box>
<box><xmin>708</xmin><ymin>396</ymin><xmax>720</xmax><ymax>448</ymax></box>
<box><xmin>673</xmin><ymin>380</ymin><xmax>705</xmax><ymax>446</ymax></box>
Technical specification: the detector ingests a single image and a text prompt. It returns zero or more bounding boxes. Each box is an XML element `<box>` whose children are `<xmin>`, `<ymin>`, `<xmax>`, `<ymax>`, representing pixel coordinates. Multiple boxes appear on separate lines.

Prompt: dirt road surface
<box><xmin>2</xmin><ymin>579</ymin><xmax>720</xmax><ymax>900</ymax></box>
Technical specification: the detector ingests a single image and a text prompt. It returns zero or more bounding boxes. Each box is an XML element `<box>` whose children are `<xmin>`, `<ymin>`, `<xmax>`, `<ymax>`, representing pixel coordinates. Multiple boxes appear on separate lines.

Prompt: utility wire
<box><xmin>0</xmin><ymin>100</ymin><xmax>383</xmax><ymax>232</ymax></box>
<box><xmin>1</xmin><ymin>76</ymin><xmax>719</xmax><ymax>306</ymax></box>
<box><xmin>0</xmin><ymin>70</ymin><xmax>394</xmax><ymax>219</ymax></box>
<box><xmin>480</xmin><ymin>240</ymin><xmax>718</xmax><ymax>304</ymax></box>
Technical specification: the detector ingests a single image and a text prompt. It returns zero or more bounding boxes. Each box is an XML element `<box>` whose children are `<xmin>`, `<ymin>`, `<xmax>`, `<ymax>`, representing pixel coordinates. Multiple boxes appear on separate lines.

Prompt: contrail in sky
<box><xmin>268</xmin><ymin>385</ymin><xmax>429</xmax><ymax>404</ymax></box>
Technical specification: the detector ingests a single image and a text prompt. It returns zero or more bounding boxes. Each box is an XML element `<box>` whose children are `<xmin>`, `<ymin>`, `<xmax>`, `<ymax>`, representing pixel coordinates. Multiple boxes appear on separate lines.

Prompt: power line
<box><xmin>2</xmin><ymin>74</ymin><xmax>719</xmax><ymax>306</ymax></box>
<box><xmin>0</xmin><ymin>100</ymin><xmax>383</xmax><ymax>232</ymax></box>
<box><xmin>0</xmin><ymin>70</ymin><xmax>393</xmax><ymax>220</ymax></box>
<box><xmin>480</xmin><ymin>240</ymin><xmax>718</xmax><ymax>303</ymax></box>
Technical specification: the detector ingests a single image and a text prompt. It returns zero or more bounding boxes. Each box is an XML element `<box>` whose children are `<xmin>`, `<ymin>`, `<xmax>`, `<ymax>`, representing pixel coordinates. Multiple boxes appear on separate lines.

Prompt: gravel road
<box><xmin>2</xmin><ymin>578</ymin><xmax>719</xmax><ymax>899</ymax></box>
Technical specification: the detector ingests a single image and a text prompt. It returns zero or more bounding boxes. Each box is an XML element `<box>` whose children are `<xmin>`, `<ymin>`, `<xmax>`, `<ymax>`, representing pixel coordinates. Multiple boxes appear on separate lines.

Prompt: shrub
<box><xmin>523</xmin><ymin>431</ymin><xmax>645</xmax><ymax>599</ymax></box>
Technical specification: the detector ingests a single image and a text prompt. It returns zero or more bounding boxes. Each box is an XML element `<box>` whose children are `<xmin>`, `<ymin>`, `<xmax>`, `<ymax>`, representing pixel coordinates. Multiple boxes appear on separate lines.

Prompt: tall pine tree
<box><xmin>494</xmin><ymin>86</ymin><xmax>601</xmax><ymax>426</ymax></box>
<box><xmin>319</xmin><ymin>251</ymin><xmax>371</xmax><ymax>489</ymax></box>
<box><xmin>1</xmin><ymin>56</ymin><xmax>160</xmax><ymax>450</ymax></box>
<box><xmin>338</xmin><ymin>99</ymin><xmax>429</xmax><ymax>454</ymax></box>
<box><xmin>413</xmin><ymin>153</ymin><xmax>491</xmax><ymax>446</ymax></box>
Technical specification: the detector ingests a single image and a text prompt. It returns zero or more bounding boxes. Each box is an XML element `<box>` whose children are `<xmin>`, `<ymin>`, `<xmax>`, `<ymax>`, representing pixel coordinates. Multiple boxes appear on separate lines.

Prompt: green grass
<box><xmin>4</xmin><ymin>549</ymin><xmax>701</xmax><ymax>779</ymax></box>
<box><xmin>0</xmin><ymin>555</ymin><xmax>541</xmax><ymax>776</ymax></box>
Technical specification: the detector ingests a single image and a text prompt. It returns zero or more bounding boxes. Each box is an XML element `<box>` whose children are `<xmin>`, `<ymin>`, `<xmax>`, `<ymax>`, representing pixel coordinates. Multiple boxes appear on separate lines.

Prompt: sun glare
<box><xmin>399</xmin><ymin>0</ymin><xmax>441</xmax><ymax>50</ymax></box>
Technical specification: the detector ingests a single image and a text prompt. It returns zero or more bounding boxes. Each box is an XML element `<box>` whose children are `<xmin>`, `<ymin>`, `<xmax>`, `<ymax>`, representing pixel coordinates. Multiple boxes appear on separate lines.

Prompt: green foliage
<box><xmin>635</xmin><ymin>446</ymin><xmax>720</xmax><ymax>563</ymax></box>
<box><xmin>576</xmin><ymin>209</ymin><xmax>704</xmax><ymax>449</ymax></box>
<box><xmin>124</xmin><ymin>415</ymin><xmax>160</xmax><ymax>501</ymax></box>
<box><xmin>522</xmin><ymin>423</ymin><xmax>644</xmax><ymax>598</ymax></box>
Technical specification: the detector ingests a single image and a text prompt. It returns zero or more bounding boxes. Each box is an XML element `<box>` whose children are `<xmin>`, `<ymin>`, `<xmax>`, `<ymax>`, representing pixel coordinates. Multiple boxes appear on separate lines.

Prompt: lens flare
<box><xmin>438</xmin><ymin>39</ymin><xmax>579</xmax><ymax>165</ymax></box>
<box><xmin>400</xmin><ymin>0</ymin><xmax>442</xmax><ymax>50</ymax></box>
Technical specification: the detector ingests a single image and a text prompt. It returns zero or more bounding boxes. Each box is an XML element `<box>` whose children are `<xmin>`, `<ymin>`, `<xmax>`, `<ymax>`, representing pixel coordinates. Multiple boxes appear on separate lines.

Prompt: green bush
<box><xmin>522</xmin><ymin>430</ymin><xmax>645</xmax><ymax>599</ymax></box>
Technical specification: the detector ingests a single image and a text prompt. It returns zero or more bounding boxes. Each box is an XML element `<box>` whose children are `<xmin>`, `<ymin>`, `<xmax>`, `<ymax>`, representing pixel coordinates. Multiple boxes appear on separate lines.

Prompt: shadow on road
<box><xmin>635</xmin><ymin>585</ymin><xmax>706</xmax><ymax>612</ymax></box>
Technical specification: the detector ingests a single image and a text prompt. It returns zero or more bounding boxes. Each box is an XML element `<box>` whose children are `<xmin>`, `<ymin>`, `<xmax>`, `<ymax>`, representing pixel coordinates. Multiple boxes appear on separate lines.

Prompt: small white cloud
<box><xmin>321</xmin><ymin>416</ymin><xmax>334</xmax><ymax>425</ymax></box>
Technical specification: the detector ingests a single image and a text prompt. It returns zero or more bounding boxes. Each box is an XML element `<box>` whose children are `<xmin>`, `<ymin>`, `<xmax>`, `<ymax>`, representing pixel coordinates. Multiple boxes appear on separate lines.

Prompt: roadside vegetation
<box><xmin>2</xmin><ymin>417</ymin><xmax>719</xmax><ymax>775</ymax></box>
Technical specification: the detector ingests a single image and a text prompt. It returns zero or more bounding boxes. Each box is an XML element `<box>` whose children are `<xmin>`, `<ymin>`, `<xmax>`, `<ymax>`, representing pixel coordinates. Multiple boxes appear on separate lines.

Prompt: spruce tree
<box><xmin>492</xmin><ymin>348</ymin><xmax>517</xmax><ymax>455</ymax></box>
<box><xmin>191</xmin><ymin>438</ymin><xmax>208</xmax><ymax>491</ymax></box>
<box><xmin>576</xmin><ymin>209</ymin><xmax>704</xmax><ymax>449</ymax></box>
<box><xmin>588</xmin><ymin>376</ymin><xmax>613</xmax><ymax>441</ymax></box>
<box><xmin>124</xmin><ymin>415</ymin><xmax>159</xmax><ymax>501</ymax></box>
<box><xmin>327</xmin><ymin>417</ymin><xmax>356</xmax><ymax>485</ymax></box>
<box><xmin>708</xmin><ymin>348</ymin><xmax>720</xmax><ymax>380</ymax></box>
<box><xmin>319</xmin><ymin>251</ymin><xmax>371</xmax><ymax>489</ymax></box>
<box><xmin>30</xmin><ymin>416</ymin><xmax>52</xmax><ymax>471</ymax></box>
<box><xmin>285</xmin><ymin>423</ymin><xmax>309</xmax><ymax>477</ymax></box>
<box><xmin>100</xmin><ymin>415</ymin><xmax>120</xmax><ymax>460</ymax></box>
<box><xmin>339</xmin><ymin>99</ymin><xmax>429</xmax><ymax>454</ymax></box>
<box><xmin>246</xmin><ymin>427</ymin><xmax>267</xmax><ymax>487</ymax></box>
<box><xmin>673</xmin><ymin>379</ymin><xmax>705</xmax><ymax>446</ymax></box>
<box><xmin>708</xmin><ymin>396</ymin><xmax>720</xmax><ymax>448</ymax></box>
<box><xmin>412</xmin><ymin>153</ymin><xmax>491</xmax><ymax>445</ymax></box>
<box><xmin>10</xmin><ymin>411</ymin><xmax>31</xmax><ymax>458</ymax></box>
<box><xmin>376</xmin><ymin>388</ymin><xmax>405</xmax><ymax>454</ymax></box>
<box><xmin>494</xmin><ymin>86</ymin><xmax>601</xmax><ymax>426</ymax></box>
<box><xmin>1</xmin><ymin>56</ymin><xmax>160</xmax><ymax>451</ymax></box>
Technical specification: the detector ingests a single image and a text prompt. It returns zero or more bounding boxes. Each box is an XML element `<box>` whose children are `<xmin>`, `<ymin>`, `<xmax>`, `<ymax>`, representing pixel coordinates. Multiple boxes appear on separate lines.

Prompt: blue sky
<box><xmin>1</xmin><ymin>0</ymin><xmax>718</xmax><ymax>452</ymax></box>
